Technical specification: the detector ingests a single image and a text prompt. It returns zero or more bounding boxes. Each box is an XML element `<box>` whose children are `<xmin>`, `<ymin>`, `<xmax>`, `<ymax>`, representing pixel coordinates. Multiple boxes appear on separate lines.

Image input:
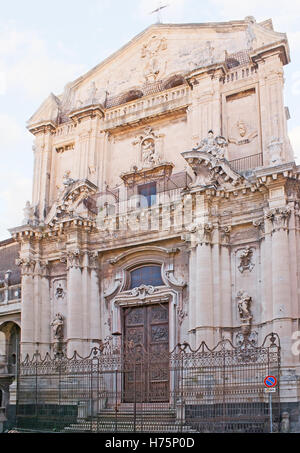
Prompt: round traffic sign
<box><xmin>264</xmin><ymin>375</ymin><xmax>277</xmax><ymax>388</ymax></box>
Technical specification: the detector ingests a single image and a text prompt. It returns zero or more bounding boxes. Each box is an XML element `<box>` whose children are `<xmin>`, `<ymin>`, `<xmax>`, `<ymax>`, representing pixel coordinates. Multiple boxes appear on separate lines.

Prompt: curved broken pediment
<box><xmin>45</xmin><ymin>179</ymin><xmax>98</xmax><ymax>226</ymax></box>
<box><xmin>181</xmin><ymin>150</ymin><xmax>245</xmax><ymax>190</ymax></box>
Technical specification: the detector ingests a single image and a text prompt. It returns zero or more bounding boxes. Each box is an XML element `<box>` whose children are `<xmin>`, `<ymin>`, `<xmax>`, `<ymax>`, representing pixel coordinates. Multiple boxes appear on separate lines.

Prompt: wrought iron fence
<box><xmin>15</xmin><ymin>333</ymin><xmax>280</xmax><ymax>433</ymax></box>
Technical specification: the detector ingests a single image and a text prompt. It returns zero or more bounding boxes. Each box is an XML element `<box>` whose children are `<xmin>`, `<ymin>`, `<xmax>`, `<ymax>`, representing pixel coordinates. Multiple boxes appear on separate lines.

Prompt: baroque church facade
<box><xmin>1</xmin><ymin>17</ymin><xmax>300</xmax><ymax>431</ymax></box>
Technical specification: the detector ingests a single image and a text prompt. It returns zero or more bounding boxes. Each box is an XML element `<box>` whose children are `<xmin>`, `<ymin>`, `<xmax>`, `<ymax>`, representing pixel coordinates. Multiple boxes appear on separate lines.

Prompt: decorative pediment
<box><xmin>182</xmin><ymin>132</ymin><xmax>245</xmax><ymax>190</ymax></box>
<box><xmin>27</xmin><ymin>93</ymin><xmax>61</xmax><ymax>134</ymax></box>
<box><xmin>120</xmin><ymin>162</ymin><xmax>174</xmax><ymax>187</ymax></box>
<box><xmin>45</xmin><ymin>179</ymin><xmax>98</xmax><ymax>226</ymax></box>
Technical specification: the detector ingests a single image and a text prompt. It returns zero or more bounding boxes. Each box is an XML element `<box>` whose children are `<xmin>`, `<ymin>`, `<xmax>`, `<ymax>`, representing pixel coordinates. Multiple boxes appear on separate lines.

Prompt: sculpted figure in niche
<box><xmin>237</xmin><ymin>290</ymin><xmax>252</xmax><ymax>324</ymax></box>
<box><xmin>141</xmin><ymin>138</ymin><xmax>160</xmax><ymax>166</ymax></box>
<box><xmin>51</xmin><ymin>313</ymin><xmax>64</xmax><ymax>340</ymax></box>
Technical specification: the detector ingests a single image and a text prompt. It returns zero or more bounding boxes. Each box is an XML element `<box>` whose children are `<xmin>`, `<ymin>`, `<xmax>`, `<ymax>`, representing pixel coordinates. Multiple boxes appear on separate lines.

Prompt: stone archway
<box><xmin>0</xmin><ymin>322</ymin><xmax>20</xmax><ymax>376</ymax></box>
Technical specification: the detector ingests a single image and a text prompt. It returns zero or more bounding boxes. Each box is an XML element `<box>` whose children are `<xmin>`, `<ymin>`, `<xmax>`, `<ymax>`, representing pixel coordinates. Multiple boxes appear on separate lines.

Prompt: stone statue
<box><xmin>141</xmin><ymin>138</ymin><xmax>159</xmax><ymax>166</ymax></box>
<box><xmin>193</xmin><ymin>130</ymin><xmax>227</xmax><ymax>158</ymax></box>
<box><xmin>23</xmin><ymin>201</ymin><xmax>34</xmax><ymax>225</ymax></box>
<box><xmin>63</xmin><ymin>171</ymin><xmax>76</xmax><ymax>187</ymax></box>
<box><xmin>238</xmin><ymin>246</ymin><xmax>254</xmax><ymax>273</ymax></box>
<box><xmin>237</xmin><ymin>290</ymin><xmax>252</xmax><ymax>324</ymax></box>
<box><xmin>51</xmin><ymin>313</ymin><xmax>64</xmax><ymax>340</ymax></box>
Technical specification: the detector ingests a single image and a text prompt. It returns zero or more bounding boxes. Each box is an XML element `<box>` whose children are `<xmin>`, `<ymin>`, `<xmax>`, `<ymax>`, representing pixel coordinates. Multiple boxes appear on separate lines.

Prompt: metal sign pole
<box><xmin>269</xmin><ymin>393</ymin><xmax>273</xmax><ymax>433</ymax></box>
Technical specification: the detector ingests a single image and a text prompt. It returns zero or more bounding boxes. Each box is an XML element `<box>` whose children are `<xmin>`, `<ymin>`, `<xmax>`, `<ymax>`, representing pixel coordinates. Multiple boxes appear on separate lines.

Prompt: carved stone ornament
<box><xmin>236</xmin><ymin>330</ymin><xmax>258</xmax><ymax>347</ymax></box>
<box><xmin>63</xmin><ymin>170</ymin><xmax>77</xmax><ymax>187</ymax></box>
<box><xmin>182</xmin><ymin>132</ymin><xmax>243</xmax><ymax>191</ymax></box>
<box><xmin>16</xmin><ymin>258</ymin><xmax>36</xmax><ymax>276</ymax></box>
<box><xmin>130</xmin><ymin>285</ymin><xmax>156</xmax><ymax>300</ymax></box>
<box><xmin>133</xmin><ymin>126</ymin><xmax>161</xmax><ymax>168</ymax></box>
<box><xmin>141</xmin><ymin>35</ymin><xmax>167</xmax><ymax>83</ymax></box>
<box><xmin>55</xmin><ymin>283</ymin><xmax>65</xmax><ymax>300</ymax></box>
<box><xmin>51</xmin><ymin>313</ymin><xmax>64</xmax><ymax>340</ymax></box>
<box><xmin>177</xmin><ymin>307</ymin><xmax>187</xmax><ymax>326</ymax></box>
<box><xmin>192</xmin><ymin>130</ymin><xmax>228</xmax><ymax>158</ymax></box>
<box><xmin>238</xmin><ymin>246</ymin><xmax>254</xmax><ymax>273</ymax></box>
<box><xmin>67</xmin><ymin>250</ymin><xmax>82</xmax><ymax>269</ymax></box>
<box><xmin>22</xmin><ymin>201</ymin><xmax>36</xmax><ymax>225</ymax></box>
<box><xmin>265</xmin><ymin>207</ymin><xmax>291</xmax><ymax>231</ymax></box>
<box><xmin>228</xmin><ymin>120</ymin><xmax>258</xmax><ymax>145</ymax></box>
<box><xmin>182</xmin><ymin>222</ymin><xmax>214</xmax><ymax>246</ymax></box>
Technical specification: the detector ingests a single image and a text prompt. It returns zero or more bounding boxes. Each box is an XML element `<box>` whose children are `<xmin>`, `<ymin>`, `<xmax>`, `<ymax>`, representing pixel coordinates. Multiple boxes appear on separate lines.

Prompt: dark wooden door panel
<box><xmin>123</xmin><ymin>303</ymin><xmax>169</xmax><ymax>402</ymax></box>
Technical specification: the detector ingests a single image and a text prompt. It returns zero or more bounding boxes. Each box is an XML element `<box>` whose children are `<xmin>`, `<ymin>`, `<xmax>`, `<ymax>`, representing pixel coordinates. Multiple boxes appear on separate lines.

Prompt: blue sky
<box><xmin>0</xmin><ymin>0</ymin><xmax>300</xmax><ymax>240</ymax></box>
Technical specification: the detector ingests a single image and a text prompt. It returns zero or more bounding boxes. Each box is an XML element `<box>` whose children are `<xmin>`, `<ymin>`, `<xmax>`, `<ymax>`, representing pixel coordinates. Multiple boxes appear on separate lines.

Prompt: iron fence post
<box><xmin>134</xmin><ymin>355</ymin><xmax>136</xmax><ymax>433</ymax></box>
<box><xmin>115</xmin><ymin>368</ymin><xmax>118</xmax><ymax>433</ymax></box>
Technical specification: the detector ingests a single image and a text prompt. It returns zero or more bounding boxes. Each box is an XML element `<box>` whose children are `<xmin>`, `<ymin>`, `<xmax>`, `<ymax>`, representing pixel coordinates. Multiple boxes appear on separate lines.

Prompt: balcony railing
<box><xmin>229</xmin><ymin>153</ymin><xmax>263</xmax><ymax>173</ymax></box>
<box><xmin>0</xmin><ymin>285</ymin><xmax>21</xmax><ymax>304</ymax></box>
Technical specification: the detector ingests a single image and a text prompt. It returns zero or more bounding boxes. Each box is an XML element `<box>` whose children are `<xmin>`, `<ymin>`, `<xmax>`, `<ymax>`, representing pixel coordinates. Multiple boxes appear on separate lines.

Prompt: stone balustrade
<box><xmin>103</xmin><ymin>85</ymin><xmax>190</xmax><ymax>130</ymax></box>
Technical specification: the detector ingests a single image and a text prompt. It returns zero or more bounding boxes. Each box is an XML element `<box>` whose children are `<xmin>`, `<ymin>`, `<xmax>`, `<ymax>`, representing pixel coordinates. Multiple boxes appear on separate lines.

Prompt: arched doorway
<box><xmin>0</xmin><ymin>322</ymin><xmax>20</xmax><ymax>376</ymax></box>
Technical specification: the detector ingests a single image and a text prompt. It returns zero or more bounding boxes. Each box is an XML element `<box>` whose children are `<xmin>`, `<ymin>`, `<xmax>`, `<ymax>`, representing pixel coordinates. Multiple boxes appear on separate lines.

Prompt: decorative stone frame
<box><xmin>104</xmin><ymin>246</ymin><xmax>186</xmax><ymax>350</ymax></box>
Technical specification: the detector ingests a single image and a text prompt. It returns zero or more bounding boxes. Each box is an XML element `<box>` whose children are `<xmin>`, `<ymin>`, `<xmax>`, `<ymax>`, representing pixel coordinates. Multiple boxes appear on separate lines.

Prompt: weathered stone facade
<box><xmin>1</xmin><ymin>17</ymin><xmax>300</xmax><ymax>430</ymax></box>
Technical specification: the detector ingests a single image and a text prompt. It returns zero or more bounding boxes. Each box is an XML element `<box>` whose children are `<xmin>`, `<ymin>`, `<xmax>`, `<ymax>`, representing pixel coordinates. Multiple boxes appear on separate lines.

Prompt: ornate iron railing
<box><xmin>15</xmin><ymin>333</ymin><xmax>280</xmax><ymax>433</ymax></box>
<box><xmin>229</xmin><ymin>153</ymin><xmax>263</xmax><ymax>173</ymax></box>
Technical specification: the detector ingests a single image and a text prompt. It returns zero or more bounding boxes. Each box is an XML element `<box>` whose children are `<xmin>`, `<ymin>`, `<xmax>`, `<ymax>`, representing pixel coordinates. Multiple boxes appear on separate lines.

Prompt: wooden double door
<box><xmin>123</xmin><ymin>303</ymin><xmax>169</xmax><ymax>402</ymax></box>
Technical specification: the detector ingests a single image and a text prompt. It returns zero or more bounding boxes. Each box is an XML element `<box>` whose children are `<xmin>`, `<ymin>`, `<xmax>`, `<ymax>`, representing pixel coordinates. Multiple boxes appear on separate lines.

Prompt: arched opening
<box><xmin>129</xmin><ymin>264</ymin><xmax>164</xmax><ymax>289</ymax></box>
<box><xmin>0</xmin><ymin>322</ymin><xmax>20</xmax><ymax>376</ymax></box>
<box><xmin>226</xmin><ymin>58</ymin><xmax>240</xmax><ymax>69</ymax></box>
<box><xmin>163</xmin><ymin>75</ymin><xmax>185</xmax><ymax>90</ymax></box>
<box><xmin>121</xmin><ymin>89</ymin><xmax>144</xmax><ymax>104</ymax></box>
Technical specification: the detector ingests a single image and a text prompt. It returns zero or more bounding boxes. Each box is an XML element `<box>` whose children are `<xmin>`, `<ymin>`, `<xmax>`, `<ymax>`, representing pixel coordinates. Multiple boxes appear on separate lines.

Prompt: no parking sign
<box><xmin>264</xmin><ymin>375</ymin><xmax>277</xmax><ymax>391</ymax></box>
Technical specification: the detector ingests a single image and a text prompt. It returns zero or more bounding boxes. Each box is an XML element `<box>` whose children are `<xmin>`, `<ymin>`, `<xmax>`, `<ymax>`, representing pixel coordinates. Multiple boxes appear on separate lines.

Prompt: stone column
<box><xmin>88</xmin><ymin>252</ymin><xmax>101</xmax><ymax>346</ymax></box>
<box><xmin>266</xmin><ymin>207</ymin><xmax>293</xmax><ymax>364</ymax></box>
<box><xmin>257</xmin><ymin>53</ymin><xmax>293</xmax><ymax>165</ymax></box>
<box><xmin>220</xmin><ymin>227</ymin><xmax>233</xmax><ymax>333</ymax></box>
<box><xmin>39</xmin><ymin>261</ymin><xmax>51</xmax><ymax>356</ymax></box>
<box><xmin>32</xmin><ymin>128</ymin><xmax>53</xmax><ymax>220</ymax></box>
<box><xmin>193</xmin><ymin>224</ymin><xmax>214</xmax><ymax>347</ymax></box>
<box><xmin>17</xmin><ymin>258</ymin><xmax>35</xmax><ymax>358</ymax></box>
<box><xmin>66</xmin><ymin>250</ymin><xmax>83</xmax><ymax>356</ymax></box>
<box><xmin>256</xmin><ymin>219</ymin><xmax>273</xmax><ymax>325</ymax></box>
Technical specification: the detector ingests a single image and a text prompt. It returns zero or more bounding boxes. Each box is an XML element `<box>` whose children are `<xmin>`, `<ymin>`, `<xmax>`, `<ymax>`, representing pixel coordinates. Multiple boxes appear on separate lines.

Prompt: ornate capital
<box><xmin>182</xmin><ymin>222</ymin><xmax>214</xmax><ymax>246</ymax></box>
<box><xmin>67</xmin><ymin>249</ymin><xmax>83</xmax><ymax>269</ymax></box>
<box><xmin>265</xmin><ymin>207</ymin><xmax>291</xmax><ymax>231</ymax></box>
<box><xmin>16</xmin><ymin>258</ymin><xmax>35</xmax><ymax>276</ymax></box>
<box><xmin>87</xmin><ymin>251</ymin><xmax>99</xmax><ymax>269</ymax></box>
<box><xmin>220</xmin><ymin>225</ymin><xmax>232</xmax><ymax>244</ymax></box>
<box><xmin>33</xmin><ymin>260</ymin><xmax>49</xmax><ymax>277</ymax></box>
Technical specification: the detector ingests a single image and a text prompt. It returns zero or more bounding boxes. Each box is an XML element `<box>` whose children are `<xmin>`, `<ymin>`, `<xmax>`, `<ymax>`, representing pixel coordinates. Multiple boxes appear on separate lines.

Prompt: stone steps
<box><xmin>63</xmin><ymin>406</ymin><xmax>198</xmax><ymax>433</ymax></box>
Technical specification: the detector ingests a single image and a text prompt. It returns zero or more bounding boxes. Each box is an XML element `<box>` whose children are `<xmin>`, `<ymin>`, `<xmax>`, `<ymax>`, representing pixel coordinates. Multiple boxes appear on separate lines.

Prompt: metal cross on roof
<box><xmin>150</xmin><ymin>1</ymin><xmax>169</xmax><ymax>24</ymax></box>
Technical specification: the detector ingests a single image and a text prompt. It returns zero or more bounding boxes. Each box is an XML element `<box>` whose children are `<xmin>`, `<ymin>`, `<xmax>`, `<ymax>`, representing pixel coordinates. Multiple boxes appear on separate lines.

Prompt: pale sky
<box><xmin>0</xmin><ymin>0</ymin><xmax>300</xmax><ymax>240</ymax></box>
